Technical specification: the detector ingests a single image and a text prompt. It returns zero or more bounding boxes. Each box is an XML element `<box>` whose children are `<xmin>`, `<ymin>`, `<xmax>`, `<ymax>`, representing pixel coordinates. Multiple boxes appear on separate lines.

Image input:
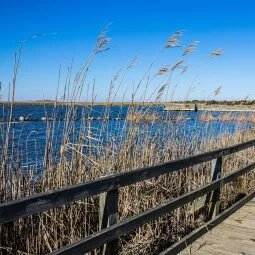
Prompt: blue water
<box><xmin>0</xmin><ymin>105</ymin><xmax>253</xmax><ymax>172</ymax></box>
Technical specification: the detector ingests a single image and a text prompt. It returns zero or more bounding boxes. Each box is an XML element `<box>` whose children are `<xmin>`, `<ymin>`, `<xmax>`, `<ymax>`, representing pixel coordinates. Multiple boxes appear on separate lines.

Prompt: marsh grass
<box><xmin>199</xmin><ymin>112</ymin><xmax>255</xmax><ymax>123</ymax></box>
<box><xmin>0</xmin><ymin>28</ymin><xmax>254</xmax><ymax>255</ymax></box>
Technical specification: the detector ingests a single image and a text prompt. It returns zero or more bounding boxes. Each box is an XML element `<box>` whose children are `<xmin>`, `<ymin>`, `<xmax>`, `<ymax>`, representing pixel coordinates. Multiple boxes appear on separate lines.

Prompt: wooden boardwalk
<box><xmin>180</xmin><ymin>198</ymin><xmax>255</xmax><ymax>255</ymax></box>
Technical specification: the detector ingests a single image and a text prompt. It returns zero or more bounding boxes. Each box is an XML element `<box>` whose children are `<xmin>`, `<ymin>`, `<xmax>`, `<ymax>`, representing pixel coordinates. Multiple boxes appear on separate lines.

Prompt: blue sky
<box><xmin>0</xmin><ymin>0</ymin><xmax>255</xmax><ymax>101</ymax></box>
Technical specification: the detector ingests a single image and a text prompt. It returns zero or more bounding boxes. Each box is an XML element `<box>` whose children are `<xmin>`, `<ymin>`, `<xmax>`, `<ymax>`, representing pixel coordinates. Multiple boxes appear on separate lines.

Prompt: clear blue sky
<box><xmin>0</xmin><ymin>0</ymin><xmax>255</xmax><ymax>101</ymax></box>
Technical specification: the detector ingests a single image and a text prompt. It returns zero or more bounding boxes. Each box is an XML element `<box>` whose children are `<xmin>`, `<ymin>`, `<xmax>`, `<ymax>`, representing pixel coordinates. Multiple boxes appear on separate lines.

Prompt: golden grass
<box><xmin>199</xmin><ymin>112</ymin><xmax>255</xmax><ymax>123</ymax></box>
<box><xmin>126</xmin><ymin>110</ymin><xmax>160</xmax><ymax>122</ymax></box>
<box><xmin>0</xmin><ymin>28</ymin><xmax>254</xmax><ymax>255</ymax></box>
<box><xmin>199</xmin><ymin>113</ymin><xmax>215</xmax><ymax>121</ymax></box>
<box><xmin>0</xmin><ymin>126</ymin><xmax>254</xmax><ymax>255</ymax></box>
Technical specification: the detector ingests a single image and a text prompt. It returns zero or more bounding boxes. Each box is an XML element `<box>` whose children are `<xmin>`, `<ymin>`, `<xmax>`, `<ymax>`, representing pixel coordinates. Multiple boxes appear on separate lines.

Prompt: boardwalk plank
<box><xmin>179</xmin><ymin>198</ymin><xmax>255</xmax><ymax>255</ymax></box>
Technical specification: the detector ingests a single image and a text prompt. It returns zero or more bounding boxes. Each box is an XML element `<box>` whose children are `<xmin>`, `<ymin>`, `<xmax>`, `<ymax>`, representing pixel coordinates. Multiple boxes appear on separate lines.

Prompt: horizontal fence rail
<box><xmin>1</xmin><ymin>139</ymin><xmax>254</xmax><ymax>224</ymax></box>
<box><xmin>0</xmin><ymin>139</ymin><xmax>254</xmax><ymax>255</ymax></box>
<box><xmin>50</xmin><ymin>162</ymin><xmax>255</xmax><ymax>255</ymax></box>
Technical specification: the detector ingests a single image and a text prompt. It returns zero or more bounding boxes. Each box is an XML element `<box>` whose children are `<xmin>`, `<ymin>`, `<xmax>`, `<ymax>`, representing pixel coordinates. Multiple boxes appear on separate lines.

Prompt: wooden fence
<box><xmin>0</xmin><ymin>139</ymin><xmax>255</xmax><ymax>255</ymax></box>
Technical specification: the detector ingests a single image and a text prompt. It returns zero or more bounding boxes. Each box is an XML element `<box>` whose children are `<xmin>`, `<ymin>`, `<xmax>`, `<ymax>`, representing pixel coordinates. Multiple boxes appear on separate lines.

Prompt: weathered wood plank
<box><xmin>181</xmin><ymin>223</ymin><xmax>255</xmax><ymax>254</ymax></box>
<box><xmin>48</xmin><ymin>163</ymin><xmax>255</xmax><ymax>255</ymax></box>
<box><xmin>223</xmin><ymin>219</ymin><xmax>255</xmax><ymax>230</ymax></box>
<box><xmin>183</xmin><ymin>240</ymin><xmax>255</xmax><ymax>255</ymax></box>
<box><xmin>158</xmin><ymin>190</ymin><xmax>255</xmax><ymax>255</ymax></box>
<box><xmin>210</xmin><ymin>224</ymin><xmax>255</xmax><ymax>239</ymax></box>
<box><xmin>202</xmin><ymin>232</ymin><xmax>255</xmax><ymax>248</ymax></box>
<box><xmin>1</xmin><ymin>139</ymin><xmax>254</xmax><ymax>225</ymax></box>
<box><xmin>206</xmin><ymin>157</ymin><xmax>222</xmax><ymax>219</ymax></box>
<box><xmin>99</xmin><ymin>188</ymin><xmax>119</xmax><ymax>255</ymax></box>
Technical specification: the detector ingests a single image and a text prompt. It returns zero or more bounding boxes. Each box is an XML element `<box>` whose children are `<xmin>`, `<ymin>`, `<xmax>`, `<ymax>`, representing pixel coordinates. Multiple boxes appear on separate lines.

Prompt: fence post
<box><xmin>205</xmin><ymin>157</ymin><xmax>222</xmax><ymax>219</ymax></box>
<box><xmin>99</xmin><ymin>175</ymin><xmax>119</xmax><ymax>255</ymax></box>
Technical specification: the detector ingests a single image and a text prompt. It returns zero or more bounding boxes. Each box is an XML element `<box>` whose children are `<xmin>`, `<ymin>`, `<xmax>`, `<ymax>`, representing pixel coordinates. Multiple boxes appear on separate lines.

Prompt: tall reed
<box><xmin>0</xmin><ymin>28</ymin><xmax>254</xmax><ymax>255</ymax></box>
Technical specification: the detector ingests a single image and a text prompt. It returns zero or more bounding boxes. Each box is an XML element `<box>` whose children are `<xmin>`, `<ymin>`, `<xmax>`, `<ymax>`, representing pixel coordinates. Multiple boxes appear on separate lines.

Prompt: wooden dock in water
<box><xmin>180</xmin><ymin>197</ymin><xmax>255</xmax><ymax>255</ymax></box>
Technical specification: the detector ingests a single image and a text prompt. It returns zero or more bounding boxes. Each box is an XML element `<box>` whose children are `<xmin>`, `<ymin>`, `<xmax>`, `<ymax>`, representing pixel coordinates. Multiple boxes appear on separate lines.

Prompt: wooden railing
<box><xmin>0</xmin><ymin>139</ymin><xmax>255</xmax><ymax>255</ymax></box>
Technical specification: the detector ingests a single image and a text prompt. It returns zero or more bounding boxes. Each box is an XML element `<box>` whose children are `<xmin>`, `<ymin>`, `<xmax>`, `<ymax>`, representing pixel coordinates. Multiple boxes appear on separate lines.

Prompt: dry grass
<box><xmin>199</xmin><ymin>113</ymin><xmax>215</xmax><ymax>121</ymax></box>
<box><xmin>0</xmin><ymin>28</ymin><xmax>254</xmax><ymax>255</ymax></box>
<box><xmin>126</xmin><ymin>110</ymin><xmax>160</xmax><ymax>122</ymax></box>
<box><xmin>199</xmin><ymin>112</ymin><xmax>255</xmax><ymax>123</ymax></box>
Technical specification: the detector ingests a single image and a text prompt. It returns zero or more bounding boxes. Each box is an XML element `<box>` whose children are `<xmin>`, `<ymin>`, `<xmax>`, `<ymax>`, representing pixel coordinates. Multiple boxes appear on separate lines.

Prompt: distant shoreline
<box><xmin>0</xmin><ymin>101</ymin><xmax>255</xmax><ymax>111</ymax></box>
<box><xmin>0</xmin><ymin>101</ymin><xmax>162</xmax><ymax>106</ymax></box>
<box><xmin>0</xmin><ymin>100</ymin><xmax>254</xmax><ymax>106</ymax></box>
